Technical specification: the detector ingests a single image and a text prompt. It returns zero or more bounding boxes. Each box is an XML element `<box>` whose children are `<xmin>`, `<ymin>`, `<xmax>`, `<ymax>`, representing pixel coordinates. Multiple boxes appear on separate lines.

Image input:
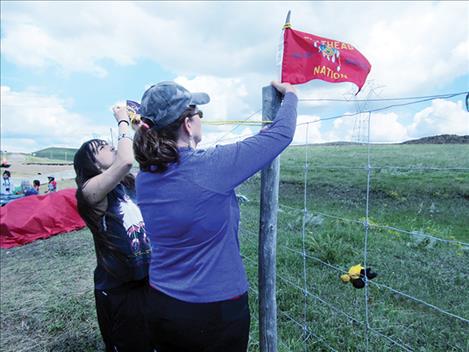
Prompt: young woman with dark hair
<box><xmin>133</xmin><ymin>80</ymin><xmax>298</xmax><ymax>352</ymax></box>
<box><xmin>73</xmin><ymin>105</ymin><xmax>152</xmax><ymax>352</ymax></box>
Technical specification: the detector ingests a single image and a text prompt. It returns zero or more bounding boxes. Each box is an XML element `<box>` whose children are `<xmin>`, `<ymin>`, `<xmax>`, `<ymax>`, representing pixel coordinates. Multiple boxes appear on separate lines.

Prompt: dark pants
<box><xmin>95</xmin><ymin>279</ymin><xmax>153</xmax><ymax>352</ymax></box>
<box><xmin>146</xmin><ymin>287</ymin><xmax>250</xmax><ymax>352</ymax></box>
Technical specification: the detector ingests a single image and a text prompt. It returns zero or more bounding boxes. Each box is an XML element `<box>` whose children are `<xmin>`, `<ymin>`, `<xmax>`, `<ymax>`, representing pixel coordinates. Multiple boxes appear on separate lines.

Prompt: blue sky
<box><xmin>1</xmin><ymin>1</ymin><xmax>468</xmax><ymax>153</ymax></box>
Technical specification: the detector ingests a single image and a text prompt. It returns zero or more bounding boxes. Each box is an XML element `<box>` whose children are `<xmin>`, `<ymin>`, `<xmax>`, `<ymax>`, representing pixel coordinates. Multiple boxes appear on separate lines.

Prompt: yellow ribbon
<box><xmin>128</xmin><ymin>116</ymin><xmax>272</xmax><ymax>126</ymax></box>
<box><xmin>202</xmin><ymin>120</ymin><xmax>273</xmax><ymax>126</ymax></box>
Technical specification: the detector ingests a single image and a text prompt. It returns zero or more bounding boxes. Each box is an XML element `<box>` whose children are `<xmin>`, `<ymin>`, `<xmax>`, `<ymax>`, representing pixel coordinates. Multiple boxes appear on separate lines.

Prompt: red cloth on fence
<box><xmin>282</xmin><ymin>27</ymin><xmax>371</xmax><ymax>93</ymax></box>
<box><xmin>0</xmin><ymin>188</ymin><xmax>85</xmax><ymax>249</ymax></box>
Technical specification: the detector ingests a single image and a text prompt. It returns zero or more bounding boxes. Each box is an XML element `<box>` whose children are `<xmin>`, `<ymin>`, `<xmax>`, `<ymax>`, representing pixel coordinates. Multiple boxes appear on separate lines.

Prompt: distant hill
<box><xmin>32</xmin><ymin>147</ymin><xmax>78</xmax><ymax>161</ymax></box>
<box><xmin>402</xmin><ymin>134</ymin><xmax>469</xmax><ymax>144</ymax></box>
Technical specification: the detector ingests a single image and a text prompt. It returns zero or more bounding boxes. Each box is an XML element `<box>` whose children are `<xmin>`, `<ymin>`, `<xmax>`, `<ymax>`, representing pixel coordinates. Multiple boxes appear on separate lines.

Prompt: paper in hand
<box><xmin>126</xmin><ymin>100</ymin><xmax>141</xmax><ymax>124</ymax></box>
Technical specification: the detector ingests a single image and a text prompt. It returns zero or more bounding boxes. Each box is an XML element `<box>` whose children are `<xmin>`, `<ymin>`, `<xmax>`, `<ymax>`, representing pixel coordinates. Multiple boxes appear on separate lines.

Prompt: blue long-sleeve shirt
<box><xmin>136</xmin><ymin>92</ymin><xmax>298</xmax><ymax>303</ymax></box>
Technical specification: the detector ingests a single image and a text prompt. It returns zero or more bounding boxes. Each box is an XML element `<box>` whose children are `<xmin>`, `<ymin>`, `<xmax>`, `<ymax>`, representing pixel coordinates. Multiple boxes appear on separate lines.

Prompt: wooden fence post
<box><xmin>259</xmin><ymin>85</ymin><xmax>282</xmax><ymax>352</ymax></box>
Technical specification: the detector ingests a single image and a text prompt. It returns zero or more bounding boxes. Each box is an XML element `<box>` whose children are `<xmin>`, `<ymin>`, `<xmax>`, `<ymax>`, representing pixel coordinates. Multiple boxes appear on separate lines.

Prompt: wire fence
<box><xmin>234</xmin><ymin>90</ymin><xmax>468</xmax><ymax>350</ymax></box>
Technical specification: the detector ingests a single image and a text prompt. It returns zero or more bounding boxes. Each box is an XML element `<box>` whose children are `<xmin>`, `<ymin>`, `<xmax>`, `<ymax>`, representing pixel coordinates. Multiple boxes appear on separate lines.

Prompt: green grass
<box><xmin>1</xmin><ymin>144</ymin><xmax>468</xmax><ymax>351</ymax></box>
<box><xmin>0</xmin><ymin>229</ymin><xmax>102</xmax><ymax>351</ymax></box>
<box><xmin>239</xmin><ymin>144</ymin><xmax>469</xmax><ymax>351</ymax></box>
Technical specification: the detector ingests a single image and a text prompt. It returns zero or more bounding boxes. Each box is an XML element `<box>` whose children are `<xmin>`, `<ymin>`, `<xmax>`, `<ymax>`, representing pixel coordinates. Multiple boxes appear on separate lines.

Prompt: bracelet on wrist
<box><xmin>118</xmin><ymin>133</ymin><xmax>133</xmax><ymax>142</ymax></box>
<box><xmin>118</xmin><ymin>120</ymin><xmax>130</xmax><ymax>127</ymax></box>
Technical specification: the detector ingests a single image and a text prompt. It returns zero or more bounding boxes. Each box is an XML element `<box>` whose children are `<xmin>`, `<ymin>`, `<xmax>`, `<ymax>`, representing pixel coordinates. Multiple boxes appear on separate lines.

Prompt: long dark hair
<box><xmin>73</xmin><ymin>139</ymin><xmax>134</xmax><ymax>276</ymax></box>
<box><xmin>133</xmin><ymin>106</ymin><xmax>197</xmax><ymax>173</ymax></box>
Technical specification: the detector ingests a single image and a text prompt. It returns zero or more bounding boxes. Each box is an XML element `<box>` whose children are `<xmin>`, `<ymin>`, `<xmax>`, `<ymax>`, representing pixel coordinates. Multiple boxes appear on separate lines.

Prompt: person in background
<box><xmin>24</xmin><ymin>180</ymin><xmax>40</xmax><ymax>196</ymax></box>
<box><xmin>133</xmin><ymin>80</ymin><xmax>298</xmax><ymax>352</ymax></box>
<box><xmin>73</xmin><ymin>104</ymin><xmax>152</xmax><ymax>352</ymax></box>
<box><xmin>21</xmin><ymin>180</ymin><xmax>32</xmax><ymax>195</ymax></box>
<box><xmin>33</xmin><ymin>180</ymin><xmax>40</xmax><ymax>193</ymax></box>
<box><xmin>1</xmin><ymin>170</ymin><xmax>14</xmax><ymax>195</ymax></box>
<box><xmin>45</xmin><ymin>176</ymin><xmax>57</xmax><ymax>193</ymax></box>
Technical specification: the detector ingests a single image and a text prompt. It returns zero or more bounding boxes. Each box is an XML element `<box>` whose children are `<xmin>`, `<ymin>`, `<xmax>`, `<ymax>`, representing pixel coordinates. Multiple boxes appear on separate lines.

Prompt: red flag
<box><xmin>281</xmin><ymin>27</ymin><xmax>371</xmax><ymax>93</ymax></box>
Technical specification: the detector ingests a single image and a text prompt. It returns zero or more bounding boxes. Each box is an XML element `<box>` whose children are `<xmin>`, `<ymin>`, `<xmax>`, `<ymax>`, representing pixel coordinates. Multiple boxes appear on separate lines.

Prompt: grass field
<box><xmin>1</xmin><ymin>144</ymin><xmax>468</xmax><ymax>351</ymax></box>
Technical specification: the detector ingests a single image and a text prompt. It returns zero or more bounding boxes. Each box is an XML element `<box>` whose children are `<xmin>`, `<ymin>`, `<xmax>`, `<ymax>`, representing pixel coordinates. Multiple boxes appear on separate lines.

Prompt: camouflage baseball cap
<box><xmin>140</xmin><ymin>81</ymin><xmax>210</xmax><ymax>130</ymax></box>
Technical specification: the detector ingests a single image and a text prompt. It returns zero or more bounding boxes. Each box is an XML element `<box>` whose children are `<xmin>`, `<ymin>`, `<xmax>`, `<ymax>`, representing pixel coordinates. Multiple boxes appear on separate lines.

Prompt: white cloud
<box><xmin>2</xmin><ymin>2</ymin><xmax>467</xmax><ymax>95</ymax></box>
<box><xmin>174</xmin><ymin>75</ymin><xmax>250</xmax><ymax>123</ymax></box>
<box><xmin>0</xmin><ymin>86</ymin><xmax>111</xmax><ymax>152</ymax></box>
<box><xmin>370</xmin><ymin>112</ymin><xmax>409</xmax><ymax>142</ymax></box>
<box><xmin>319</xmin><ymin>111</ymin><xmax>410</xmax><ymax>143</ymax></box>
<box><xmin>1</xmin><ymin>2</ymin><xmax>468</xmax><ymax>151</ymax></box>
<box><xmin>1</xmin><ymin>22</ymin><xmax>108</xmax><ymax>77</ymax></box>
<box><xmin>318</xmin><ymin>99</ymin><xmax>468</xmax><ymax>144</ymax></box>
<box><xmin>363</xmin><ymin>2</ymin><xmax>469</xmax><ymax>94</ymax></box>
<box><xmin>2</xmin><ymin>84</ymin><xmax>465</xmax><ymax>153</ymax></box>
<box><xmin>297</xmin><ymin>83</ymin><xmax>355</xmax><ymax>107</ymax></box>
<box><xmin>408</xmin><ymin>99</ymin><xmax>469</xmax><ymax>138</ymax></box>
<box><xmin>322</xmin><ymin>113</ymin><xmax>360</xmax><ymax>142</ymax></box>
<box><xmin>293</xmin><ymin>115</ymin><xmax>322</xmax><ymax>145</ymax></box>
<box><xmin>0</xmin><ymin>2</ymin><xmax>282</xmax><ymax>77</ymax></box>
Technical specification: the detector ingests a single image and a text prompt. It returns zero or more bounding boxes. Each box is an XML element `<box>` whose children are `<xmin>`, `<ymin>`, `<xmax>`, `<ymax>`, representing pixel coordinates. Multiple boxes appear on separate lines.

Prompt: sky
<box><xmin>1</xmin><ymin>1</ymin><xmax>468</xmax><ymax>153</ymax></box>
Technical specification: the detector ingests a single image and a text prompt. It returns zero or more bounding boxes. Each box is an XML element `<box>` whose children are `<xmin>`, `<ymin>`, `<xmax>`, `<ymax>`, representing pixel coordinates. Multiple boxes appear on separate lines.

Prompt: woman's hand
<box><xmin>271</xmin><ymin>80</ymin><xmax>297</xmax><ymax>95</ymax></box>
<box><xmin>112</xmin><ymin>104</ymin><xmax>129</xmax><ymax>125</ymax></box>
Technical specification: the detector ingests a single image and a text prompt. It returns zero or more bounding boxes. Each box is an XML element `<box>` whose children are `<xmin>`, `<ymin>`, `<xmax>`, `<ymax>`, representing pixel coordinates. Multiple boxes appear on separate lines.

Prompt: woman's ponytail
<box><xmin>133</xmin><ymin>105</ymin><xmax>196</xmax><ymax>173</ymax></box>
